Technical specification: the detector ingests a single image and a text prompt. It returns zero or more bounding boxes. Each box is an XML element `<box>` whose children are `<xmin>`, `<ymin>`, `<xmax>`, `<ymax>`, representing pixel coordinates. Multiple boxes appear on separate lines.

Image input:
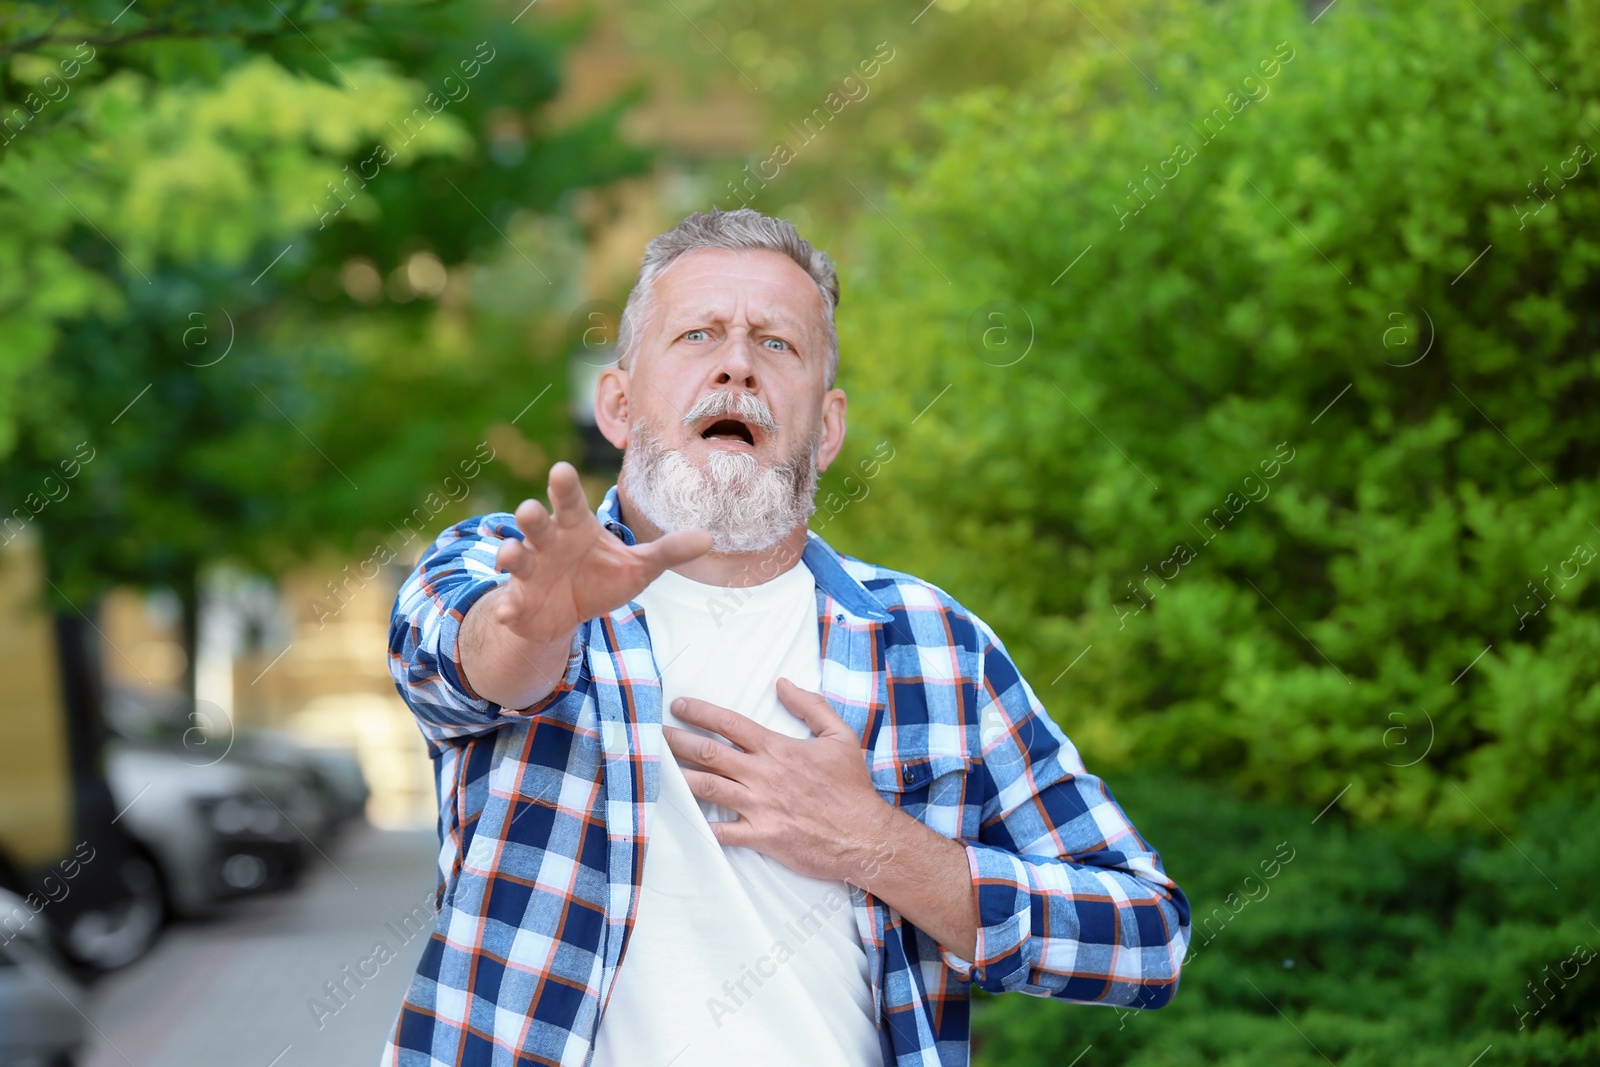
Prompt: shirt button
<box><xmin>835</xmin><ymin>613</ymin><xmax>845</xmax><ymax>623</ymax></box>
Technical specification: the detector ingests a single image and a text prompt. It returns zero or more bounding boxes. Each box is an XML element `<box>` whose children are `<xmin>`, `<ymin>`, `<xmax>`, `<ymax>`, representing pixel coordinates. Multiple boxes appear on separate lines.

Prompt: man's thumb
<box><xmin>642</xmin><ymin>529</ymin><xmax>713</xmax><ymax>572</ymax></box>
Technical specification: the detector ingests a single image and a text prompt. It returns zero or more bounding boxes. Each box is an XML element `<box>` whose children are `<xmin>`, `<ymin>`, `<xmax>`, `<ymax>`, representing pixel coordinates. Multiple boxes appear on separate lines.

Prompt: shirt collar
<box><xmin>597</xmin><ymin>484</ymin><xmax>892</xmax><ymax>623</ymax></box>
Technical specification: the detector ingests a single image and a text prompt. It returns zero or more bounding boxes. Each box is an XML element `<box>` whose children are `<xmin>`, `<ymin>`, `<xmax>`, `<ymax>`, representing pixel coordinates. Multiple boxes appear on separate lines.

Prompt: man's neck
<box><xmin>616</xmin><ymin>484</ymin><xmax>810</xmax><ymax>588</ymax></box>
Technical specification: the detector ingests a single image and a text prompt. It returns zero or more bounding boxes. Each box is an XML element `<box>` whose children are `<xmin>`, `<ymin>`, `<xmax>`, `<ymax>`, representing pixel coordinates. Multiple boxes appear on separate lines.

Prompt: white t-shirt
<box><xmin>589</xmin><ymin>560</ymin><xmax>881</xmax><ymax>1067</ymax></box>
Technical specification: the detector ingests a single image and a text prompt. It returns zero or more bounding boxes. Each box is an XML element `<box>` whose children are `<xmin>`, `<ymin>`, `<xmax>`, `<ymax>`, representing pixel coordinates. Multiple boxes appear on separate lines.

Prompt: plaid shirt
<box><xmin>383</xmin><ymin>486</ymin><xmax>1190</xmax><ymax>1067</ymax></box>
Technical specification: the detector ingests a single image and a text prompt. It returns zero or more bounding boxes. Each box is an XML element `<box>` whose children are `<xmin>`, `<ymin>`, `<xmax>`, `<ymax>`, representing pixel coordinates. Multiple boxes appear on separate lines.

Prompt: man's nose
<box><xmin>713</xmin><ymin>330</ymin><xmax>758</xmax><ymax>390</ymax></box>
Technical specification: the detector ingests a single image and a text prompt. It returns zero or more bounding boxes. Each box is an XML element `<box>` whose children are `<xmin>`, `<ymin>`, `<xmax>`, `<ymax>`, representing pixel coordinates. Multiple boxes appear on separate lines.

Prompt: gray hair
<box><xmin>615</xmin><ymin>208</ymin><xmax>841</xmax><ymax>387</ymax></box>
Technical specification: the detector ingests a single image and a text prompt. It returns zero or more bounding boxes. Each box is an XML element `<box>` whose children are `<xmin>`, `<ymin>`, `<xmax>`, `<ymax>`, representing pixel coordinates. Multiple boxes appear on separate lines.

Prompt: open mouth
<box><xmin>699</xmin><ymin>419</ymin><xmax>756</xmax><ymax>446</ymax></box>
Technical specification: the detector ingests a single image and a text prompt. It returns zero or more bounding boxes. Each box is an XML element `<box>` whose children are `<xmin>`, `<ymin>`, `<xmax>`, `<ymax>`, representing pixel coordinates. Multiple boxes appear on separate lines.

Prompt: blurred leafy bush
<box><xmin>826</xmin><ymin>0</ymin><xmax>1600</xmax><ymax>830</ymax></box>
<box><xmin>972</xmin><ymin>769</ymin><xmax>1600</xmax><ymax>1065</ymax></box>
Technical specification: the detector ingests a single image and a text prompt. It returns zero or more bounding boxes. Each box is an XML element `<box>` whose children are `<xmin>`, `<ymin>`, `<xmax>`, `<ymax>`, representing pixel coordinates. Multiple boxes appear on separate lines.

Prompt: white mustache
<box><xmin>681</xmin><ymin>390</ymin><xmax>778</xmax><ymax>433</ymax></box>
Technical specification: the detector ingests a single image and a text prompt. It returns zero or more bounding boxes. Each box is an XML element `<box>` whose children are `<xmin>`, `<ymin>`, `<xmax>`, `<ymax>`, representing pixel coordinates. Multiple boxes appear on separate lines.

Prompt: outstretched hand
<box><xmin>491</xmin><ymin>462</ymin><xmax>713</xmax><ymax>645</ymax></box>
<box><xmin>459</xmin><ymin>462</ymin><xmax>710</xmax><ymax>711</ymax></box>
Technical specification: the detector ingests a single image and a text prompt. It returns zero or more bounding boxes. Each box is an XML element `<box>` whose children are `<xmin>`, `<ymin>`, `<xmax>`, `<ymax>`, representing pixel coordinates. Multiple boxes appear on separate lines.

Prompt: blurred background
<box><xmin>1</xmin><ymin>0</ymin><xmax>1597</xmax><ymax>1063</ymax></box>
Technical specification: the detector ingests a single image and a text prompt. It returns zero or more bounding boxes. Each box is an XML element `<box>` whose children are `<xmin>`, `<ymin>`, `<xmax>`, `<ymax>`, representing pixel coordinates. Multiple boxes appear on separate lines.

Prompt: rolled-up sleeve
<box><xmin>387</xmin><ymin>512</ymin><xmax>584</xmax><ymax>743</ymax></box>
<box><xmin>940</xmin><ymin>621</ymin><xmax>1191</xmax><ymax>1008</ymax></box>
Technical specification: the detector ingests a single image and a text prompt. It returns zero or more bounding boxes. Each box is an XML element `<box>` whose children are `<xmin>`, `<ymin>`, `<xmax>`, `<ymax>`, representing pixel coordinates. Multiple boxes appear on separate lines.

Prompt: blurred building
<box><xmin>96</xmin><ymin>565</ymin><xmax>433</xmax><ymax>830</ymax></box>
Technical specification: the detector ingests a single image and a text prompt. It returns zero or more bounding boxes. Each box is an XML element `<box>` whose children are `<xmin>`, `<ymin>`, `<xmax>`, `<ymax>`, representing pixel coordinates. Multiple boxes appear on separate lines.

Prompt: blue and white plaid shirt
<box><xmin>383</xmin><ymin>485</ymin><xmax>1190</xmax><ymax>1067</ymax></box>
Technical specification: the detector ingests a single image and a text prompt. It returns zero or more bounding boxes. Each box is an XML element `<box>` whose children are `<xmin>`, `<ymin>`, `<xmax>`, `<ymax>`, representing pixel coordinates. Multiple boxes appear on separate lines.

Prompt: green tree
<box><xmin>609</xmin><ymin>0</ymin><xmax>1138</xmax><ymax>232</ymax></box>
<box><xmin>0</xmin><ymin>0</ymin><xmax>650</xmax><ymax>700</ymax></box>
<box><xmin>824</xmin><ymin>0</ymin><xmax>1600</xmax><ymax>829</ymax></box>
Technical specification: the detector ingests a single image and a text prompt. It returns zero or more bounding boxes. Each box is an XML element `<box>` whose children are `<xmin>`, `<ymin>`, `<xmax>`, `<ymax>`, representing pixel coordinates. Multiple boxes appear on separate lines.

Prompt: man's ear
<box><xmin>595</xmin><ymin>366</ymin><xmax>630</xmax><ymax>449</ymax></box>
<box><xmin>815</xmin><ymin>388</ymin><xmax>849</xmax><ymax>473</ymax></box>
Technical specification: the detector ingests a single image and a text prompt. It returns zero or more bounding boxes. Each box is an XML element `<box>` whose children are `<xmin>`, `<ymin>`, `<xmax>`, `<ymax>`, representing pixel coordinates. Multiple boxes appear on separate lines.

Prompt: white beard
<box><xmin>621</xmin><ymin>421</ymin><xmax>819</xmax><ymax>554</ymax></box>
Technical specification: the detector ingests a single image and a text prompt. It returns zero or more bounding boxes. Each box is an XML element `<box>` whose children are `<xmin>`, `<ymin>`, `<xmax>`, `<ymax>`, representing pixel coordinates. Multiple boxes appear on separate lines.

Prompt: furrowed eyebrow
<box><xmin>667</xmin><ymin>308</ymin><xmax>807</xmax><ymax>334</ymax></box>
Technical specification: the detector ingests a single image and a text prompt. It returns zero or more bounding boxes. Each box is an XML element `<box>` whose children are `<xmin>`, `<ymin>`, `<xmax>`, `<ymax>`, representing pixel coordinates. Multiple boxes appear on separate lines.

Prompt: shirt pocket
<box><xmin>870</xmin><ymin>750</ymin><xmax>974</xmax><ymax>832</ymax></box>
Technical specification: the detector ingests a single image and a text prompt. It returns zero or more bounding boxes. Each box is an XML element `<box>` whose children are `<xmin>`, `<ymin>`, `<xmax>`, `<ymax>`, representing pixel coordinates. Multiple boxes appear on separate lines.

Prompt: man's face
<box><xmin>621</xmin><ymin>247</ymin><xmax>837</xmax><ymax>462</ymax></box>
<box><xmin>596</xmin><ymin>246</ymin><xmax>848</xmax><ymax>551</ymax></box>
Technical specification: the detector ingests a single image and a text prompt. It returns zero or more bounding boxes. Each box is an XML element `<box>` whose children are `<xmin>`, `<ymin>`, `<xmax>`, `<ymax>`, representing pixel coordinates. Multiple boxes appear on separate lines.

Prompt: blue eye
<box><xmin>764</xmin><ymin>337</ymin><xmax>790</xmax><ymax>351</ymax></box>
<box><xmin>684</xmin><ymin>329</ymin><xmax>709</xmax><ymax>341</ymax></box>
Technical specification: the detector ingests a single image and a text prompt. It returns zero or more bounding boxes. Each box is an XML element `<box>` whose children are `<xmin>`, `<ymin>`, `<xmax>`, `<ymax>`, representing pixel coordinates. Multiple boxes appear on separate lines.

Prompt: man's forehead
<box><xmin>653</xmin><ymin>249</ymin><xmax>822</xmax><ymax>318</ymax></box>
<box><xmin>655</xmin><ymin>285</ymin><xmax>823</xmax><ymax>334</ymax></box>
<box><xmin>660</xmin><ymin>302</ymin><xmax>813</xmax><ymax>331</ymax></box>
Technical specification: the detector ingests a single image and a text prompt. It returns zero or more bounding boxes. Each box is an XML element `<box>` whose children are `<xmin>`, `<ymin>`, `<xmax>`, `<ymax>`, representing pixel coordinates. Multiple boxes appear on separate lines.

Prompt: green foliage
<box><xmin>972</xmin><ymin>769</ymin><xmax>1600</xmax><ymax>1065</ymax></box>
<box><xmin>824</xmin><ymin>0</ymin><xmax>1600</xmax><ymax>829</ymax></box>
<box><xmin>0</xmin><ymin>1</ymin><xmax>391</xmax><ymax>439</ymax></box>
<box><xmin>0</xmin><ymin>0</ymin><xmax>651</xmax><ymax>623</ymax></box>
<box><xmin>612</xmin><ymin>0</ymin><xmax>1137</xmax><ymax>231</ymax></box>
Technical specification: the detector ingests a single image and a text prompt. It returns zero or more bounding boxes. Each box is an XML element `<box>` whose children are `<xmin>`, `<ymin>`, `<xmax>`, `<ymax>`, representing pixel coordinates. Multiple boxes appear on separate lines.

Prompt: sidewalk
<box><xmin>81</xmin><ymin>824</ymin><xmax>439</xmax><ymax>1067</ymax></box>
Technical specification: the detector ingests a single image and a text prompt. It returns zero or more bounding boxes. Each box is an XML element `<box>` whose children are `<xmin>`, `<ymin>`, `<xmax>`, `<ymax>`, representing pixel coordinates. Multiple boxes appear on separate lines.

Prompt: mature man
<box><xmin>383</xmin><ymin>208</ymin><xmax>1190</xmax><ymax>1067</ymax></box>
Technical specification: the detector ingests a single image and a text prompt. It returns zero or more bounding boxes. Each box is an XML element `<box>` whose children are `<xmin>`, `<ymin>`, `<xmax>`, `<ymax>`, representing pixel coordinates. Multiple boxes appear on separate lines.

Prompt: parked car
<box><xmin>103</xmin><ymin>737</ymin><xmax>324</xmax><ymax>918</ymax></box>
<box><xmin>100</xmin><ymin>682</ymin><xmax>371</xmax><ymax>917</ymax></box>
<box><xmin>231</xmin><ymin>730</ymin><xmax>370</xmax><ymax>830</ymax></box>
<box><xmin>0</xmin><ymin>888</ymin><xmax>87</xmax><ymax>1067</ymax></box>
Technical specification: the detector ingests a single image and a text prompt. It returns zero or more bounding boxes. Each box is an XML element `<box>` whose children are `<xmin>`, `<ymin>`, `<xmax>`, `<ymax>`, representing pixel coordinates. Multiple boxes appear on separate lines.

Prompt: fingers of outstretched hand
<box><xmin>513</xmin><ymin>498</ymin><xmax>553</xmax><ymax>549</ymax></box>
<box><xmin>636</xmin><ymin>529</ymin><xmax>713</xmax><ymax>577</ymax></box>
<box><xmin>496</xmin><ymin>536</ymin><xmax>535</xmax><ymax>578</ymax></box>
<box><xmin>547</xmin><ymin>462</ymin><xmax>590</xmax><ymax>528</ymax></box>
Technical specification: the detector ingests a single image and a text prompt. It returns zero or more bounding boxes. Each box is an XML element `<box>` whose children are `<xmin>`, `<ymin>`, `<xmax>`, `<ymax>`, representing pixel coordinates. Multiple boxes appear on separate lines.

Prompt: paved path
<box><xmin>80</xmin><ymin>825</ymin><xmax>439</xmax><ymax>1067</ymax></box>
